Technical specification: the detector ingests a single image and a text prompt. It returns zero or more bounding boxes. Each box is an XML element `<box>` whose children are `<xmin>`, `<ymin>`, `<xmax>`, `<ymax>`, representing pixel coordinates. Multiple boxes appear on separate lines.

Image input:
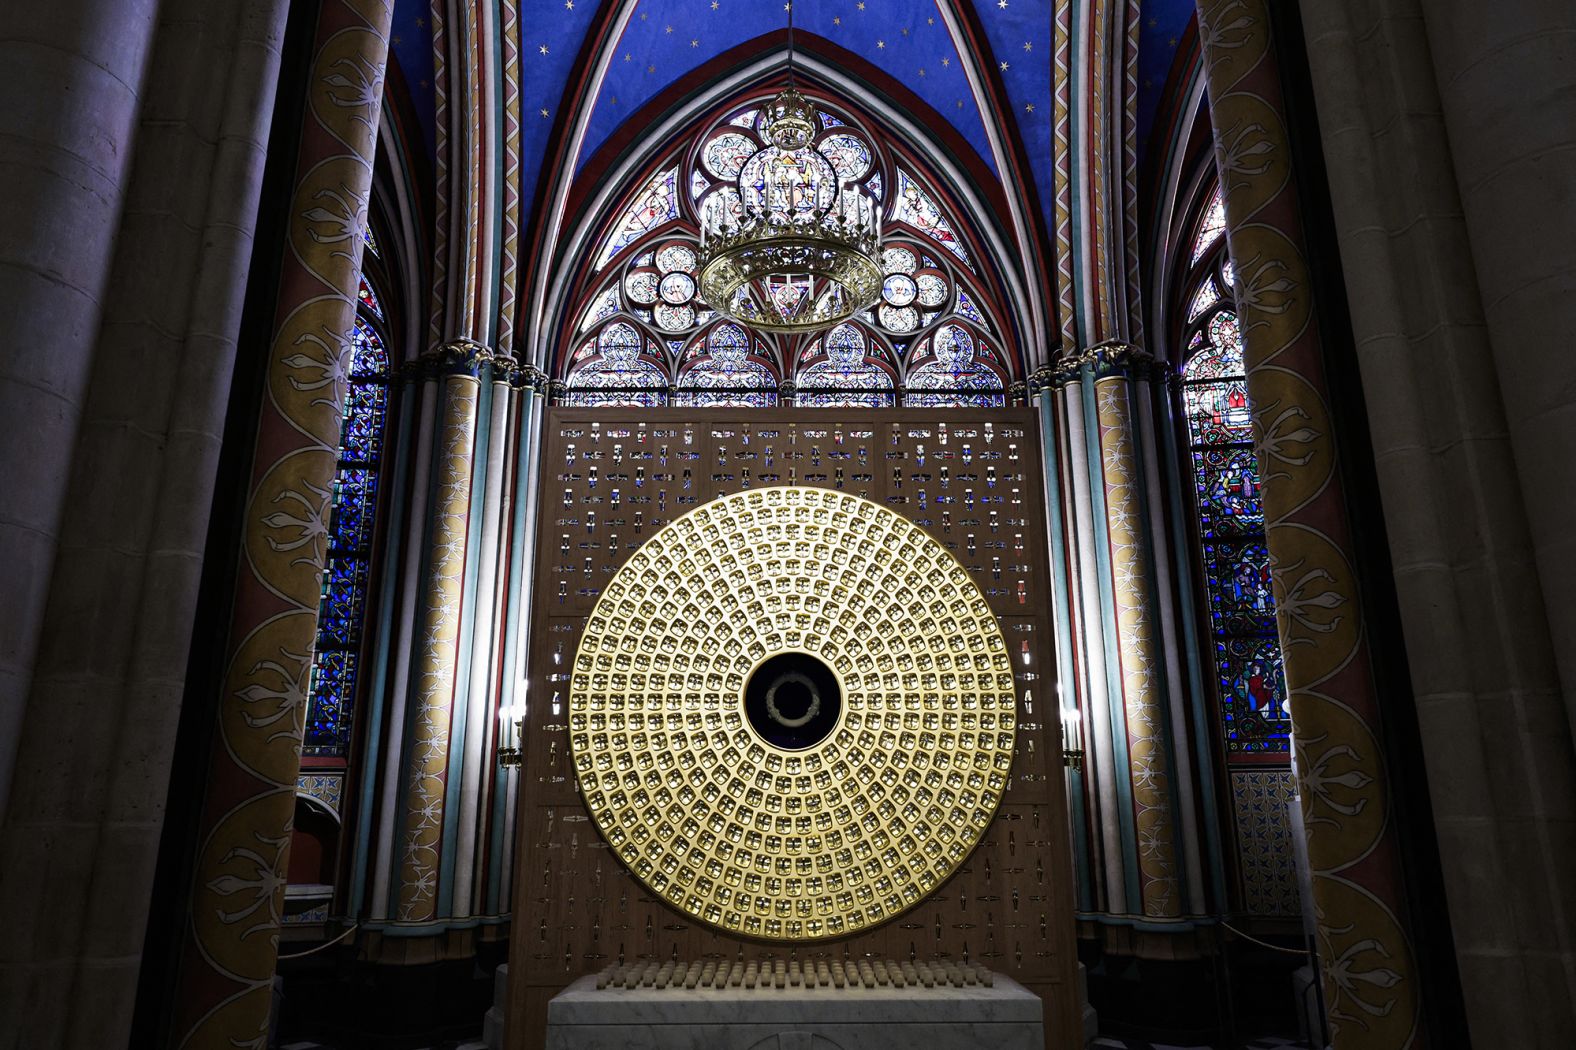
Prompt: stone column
<box><xmin>489</xmin><ymin>366</ymin><xmax>545</xmax><ymax>915</ymax></box>
<box><xmin>349</xmin><ymin>351</ymin><xmax>441</xmax><ymax>914</ymax></box>
<box><xmin>452</xmin><ymin>361</ymin><xmax>514</xmax><ymax>916</ymax></box>
<box><xmin>1417</xmin><ymin>4</ymin><xmax>1576</xmax><ymax>726</ymax></box>
<box><xmin>1040</xmin><ymin>343</ymin><xmax>1208</xmax><ymax>924</ymax></box>
<box><xmin>1296</xmin><ymin>1</ymin><xmax>1575</xmax><ymax>1040</ymax></box>
<box><xmin>0</xmin><ymin>0</ymin><xmax>160</xmax><ymax>820</ymax></box>
<box><xmin>0</xmin><ymin>1</ymin><xmax>294</xmax><ymax>1044</ymax></box>
<box><xmin>364</xmin><ymin>356</ymin><xmax>442</xmax><ymax>921</ymax></box>
<box><xmin>1091</xmin><ymin>346</ymin><xmax>1184</xmax><ymax>920</ymax></box>
<box><xmin>1196</xmin><ymin>0</ymin><xmax>1426</xmax><ymax>1042</ymax></box>
<box><xmin>170</xmin><ymin>2</ymin><xmax>391</xmax><ymax>1045</ymax></box>
<box><xmin>397</xmin><ymin>343</ymin><xmax>487</xmax><ymax>923</ymax></box>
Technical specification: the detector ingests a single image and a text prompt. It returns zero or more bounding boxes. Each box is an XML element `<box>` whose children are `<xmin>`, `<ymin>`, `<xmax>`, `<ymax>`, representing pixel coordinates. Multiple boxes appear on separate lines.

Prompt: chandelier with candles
<box><xmin>696</xmin><ymin>10</ymin><xmax>883</xmax><ymax>333</ymax></box>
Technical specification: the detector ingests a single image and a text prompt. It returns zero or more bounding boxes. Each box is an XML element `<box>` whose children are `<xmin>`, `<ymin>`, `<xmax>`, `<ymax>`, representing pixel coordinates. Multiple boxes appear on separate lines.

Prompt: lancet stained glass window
<box><xmin>564</xmin><ymin>89</ymin><xmax>1017</xmax><ymax>406</ymax></box>
<box><xmin>675</xmin><ymin>322</ymin><xmax>780</xmax><ymax>407</ymax></box>
<box><xmin>304</xmin><ymin>281</ymin><xmax>390</xmax><ymax>757</ymax></box>
<box><xmin>797</xmin><ymin>323</ymin><xmax>896</xmax><ymax>408</ymax></box>
<box><xmin>566</xmin><ymin>322</ymin><xmax>669</xmax><ymax>407</ymax></box>
<box><xmin>1179</xmin><ymin>181</ymin><xmax>1289</xmax><ymax>755</ymax></box>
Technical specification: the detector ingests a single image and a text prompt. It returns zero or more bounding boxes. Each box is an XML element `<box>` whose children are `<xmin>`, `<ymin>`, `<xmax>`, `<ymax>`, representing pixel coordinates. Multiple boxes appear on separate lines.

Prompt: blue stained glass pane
<box><xmin>351</xmin><ymin>318</ymin><xmax>388</xmax><ymax>378</ymax></box>
<box><xmin>318</xmin><ymin>556</ymin><xmax>369</xmax><ymax>647</ymax></box>
<box><xmin>954</xmin><ymin>288</ymin><xmax>986</xmax><ymax>325</ymax></box>
<box><xmin>307</xmin><ymin>272</ymin><xmax>389</xmax><ymax>758</ymax></box>
<box><xmin>1216</xmin><ymin>637</ymin><xmax>1291</xmax><ymax>753</ymax></box>
<box><xmin>305</xmin><ymin>649</ymin><xmax>358</xmax><ymax>754</ymax></box>
<box><xmin>1192</xmin><ymin>447</ymin><xmax>1263</xmax><ymax>537</ymax></box>
<box><xmin>331</xmin><ymin>469</ymin><xmax>378</xmax><ymax>551</ymax></box>
<box><xmin>340</xmin><ymin>385</ymin><xmax>386</xmax><ymax>463</ymax></box>
<box><xmin>1202</xmin><ymin>540</ymin><xmax>1277</xmax><ymax>636</ymax></box>
<box><xmin>674</xmin><ymin>389</ymin><xmax>780</xmax><ymax>408</ymax></box>
<box><xmin>566</xmin><ymin>389</ymin><xmax>669</xmax><ymax>408</ymax></box>
<box><xmin>798</xmin><ymin>323</ymin><xmax>894</xmax><ymax>403</ymax></box>
<box><xmin>1184</xmin><ymin>378</ymin><xmax>1253</xmax><ymax>445</ymax></box>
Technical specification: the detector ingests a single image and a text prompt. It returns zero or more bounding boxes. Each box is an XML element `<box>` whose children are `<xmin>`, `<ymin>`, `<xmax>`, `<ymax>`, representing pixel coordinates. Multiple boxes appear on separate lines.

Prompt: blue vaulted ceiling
<box><xmin>388</xmin><ymin>0</ymin><xmax>1196</xmax><ymax>239</ymax></box>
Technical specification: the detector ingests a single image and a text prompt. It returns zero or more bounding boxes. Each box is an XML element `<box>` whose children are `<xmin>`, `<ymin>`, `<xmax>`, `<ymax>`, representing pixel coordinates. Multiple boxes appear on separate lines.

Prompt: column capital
<box><xmin>431</xmin><ymin>339</ymin><xmax>496</xmax><ymax>377</ymax></box>
<box><xmin>1077</xmin><ymin>340</ymin><xmax>1156</xmax><ymax>380</ymax></box>
<box><xmin>503</xmin><ymin>362</ymin><xmax>548</xmax><ymax>390</ymax></box>
<box><xmin>1027</xmin><ymin>365</ymin><xmax>1060</xmax><ymax>394</ymax></box>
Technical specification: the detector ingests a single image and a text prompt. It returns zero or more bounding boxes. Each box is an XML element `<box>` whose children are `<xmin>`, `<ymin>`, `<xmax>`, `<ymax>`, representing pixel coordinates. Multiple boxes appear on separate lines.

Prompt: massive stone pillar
<box><xmin>1196</xmin><ymin>0</ymin><xmax>1429</xmax><ymax>1042</ymax></box>
<box><xmin>1296</xmin><ymin>0</ymin><xmax>1576</xmax><ymax>1041</ymax></box>
<box><xmin>0</xmin><ymin>1</ymin><xmax>292</xmax><ymax>1044</ymax></box>
<box><xmin>0</xmin><ymin>0</ymin><xmax>160</xmax><ymax>820</ymax></box>
<box><xmin>170</xmin><ymin>2</ymin><xmax>391</xmax><ymax>1045</ymax></box>
<box><xmin>1416</xmin><ymin>4</ymin><xmax>1576</xmax><ymax>720</ymax></box>
<box><xmin>1035</xmin><ymin>344</ymin><xmax>1212</xmax><ymax>926</ymax></box>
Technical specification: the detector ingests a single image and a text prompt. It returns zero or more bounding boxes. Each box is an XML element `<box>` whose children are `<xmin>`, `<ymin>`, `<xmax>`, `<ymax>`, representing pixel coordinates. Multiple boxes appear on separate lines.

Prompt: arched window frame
<box><xmin>302</xmin><ymin>236</ymin><xmax>393</xmax><ymax>759</ymax></box>
<box><xmin>559</xmin><ymin>90</ymin><xmax>1016</xmax><ymax>406</ymax></box>
<box><xmin>1176</xmin><ymin>182</ymin><xmax>1290</xmax><ymax>757</ymax></box>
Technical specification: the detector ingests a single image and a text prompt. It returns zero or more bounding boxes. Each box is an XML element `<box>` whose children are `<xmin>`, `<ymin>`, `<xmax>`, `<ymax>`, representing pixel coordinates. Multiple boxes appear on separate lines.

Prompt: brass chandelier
<box><xmin>696</xmin><ymin>6</ymin><xmax>882</xmax><ymax>333</ymax></box>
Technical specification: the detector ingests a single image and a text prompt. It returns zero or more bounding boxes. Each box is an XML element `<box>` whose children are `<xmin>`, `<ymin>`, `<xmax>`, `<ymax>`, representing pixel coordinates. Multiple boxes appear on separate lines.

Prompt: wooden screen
<box><xmin>507</xmin><ymin>407</ymin><xmax>1080</xmax><ymax>1048</ymax></box>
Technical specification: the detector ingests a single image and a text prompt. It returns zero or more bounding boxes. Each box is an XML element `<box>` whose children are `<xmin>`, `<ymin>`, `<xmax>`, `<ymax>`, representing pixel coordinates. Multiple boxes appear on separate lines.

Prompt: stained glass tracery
<box><xmin>566</xmin><ymin>322</ymin><xmax>669</xmax><ymax>407</ymax></box>
<box><xmin>595</xmin><ymin>167</ymin><xmax>680</xmax><ymax>270</ymax></box>
<box><xmin>903</xmin><ymin>323</ymin><xmax>1005</xmax><ymax>408</ymax></box>
<box><xmin>567</xmin><ymin>92</ymin><xmax>1010</xmax><ymax>406</ymax></box>
<box><xmin>798</xmin><ymin>323</ymin><xmax>895</xmax><ymax>408</ymax></box>
<box><xmin>675</xmin><ymin>322</ymin><xmax>779</xmax><ymax>408</ymax></box>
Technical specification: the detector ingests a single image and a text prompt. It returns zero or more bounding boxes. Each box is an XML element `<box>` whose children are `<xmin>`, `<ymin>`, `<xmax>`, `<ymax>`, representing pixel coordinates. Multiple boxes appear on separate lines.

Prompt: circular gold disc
<box><xmin>569</xmin><ymin>486</ymin><xmax>1016</xmax><ymax>942</ymax></box>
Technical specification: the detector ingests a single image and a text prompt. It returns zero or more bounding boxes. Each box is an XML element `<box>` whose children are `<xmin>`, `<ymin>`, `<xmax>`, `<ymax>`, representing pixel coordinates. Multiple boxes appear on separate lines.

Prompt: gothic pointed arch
<box><xmin>522</xmin><ymin>24</ymin><xmax>1056</xmax><ymax>383</ymax></box>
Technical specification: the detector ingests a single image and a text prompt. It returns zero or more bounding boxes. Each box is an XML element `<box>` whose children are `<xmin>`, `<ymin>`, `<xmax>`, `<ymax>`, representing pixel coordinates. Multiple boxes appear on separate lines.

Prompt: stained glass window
<box><xmin>1180</xmin><ymin>183</ymin><xmax>1288</xmax><ymax>754</ymax></box>
<box><xmin>358</xmin><ymin>276</ymin><xmax>383</xmax><ymax>320</ymax></box>
<box><xmin>798</xmin><ymin>323</ymin><xmax>896</xmax><ymax>407</ymax></box>
<box><xmin>1190</xmin><ymin>184</ymin><xmax>1227</xmax><ymax>264</ymax></box>
<box><xmin>304</xmin><ymin>282</ymin><xmax>390</xmax><ymax>757</ymax></box>
<box><xmin>892</xmin><ymin>171</ymin><xmax>972</xmax><ymax>268</ymax></box>
<box><xmin>566</xmin><ymin>92</ymin><xmax>1015</xmax><ymax>407</ymax></box>
<box><xmin>903</xmin><ymin>324</ymin><xmax>1006</xmax><ymax>408</ymax></box>
<box><xmin>675</xmin><ymin>323</ymin><xmax>779</xmax><ymax>408</ymax></box>
<box><xmin>595</xmin><ymin>167</ymin><xmax>680</xmax><ymax>270</ymax></box>
<box><xmin>566</xmin><ymin>323</ymin><xmax>669</xmax><ymax>407</ymax></box>
<box><xmin>579</xmin><ymin>285</ymin><xmax>620</xmax><ymax>331</ymax></box>
<box><xmin>1186</xmin><ymin>278</ymin><xmax>1219</xmax><ymax>323</ymax></box>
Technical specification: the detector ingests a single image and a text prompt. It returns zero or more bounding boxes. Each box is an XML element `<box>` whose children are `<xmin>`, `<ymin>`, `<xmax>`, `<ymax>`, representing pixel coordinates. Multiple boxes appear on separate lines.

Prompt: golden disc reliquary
<box><xmin>569</xmin><ymin>486</ymin><xmax>1016</xmax><ymax>942</ymax></box>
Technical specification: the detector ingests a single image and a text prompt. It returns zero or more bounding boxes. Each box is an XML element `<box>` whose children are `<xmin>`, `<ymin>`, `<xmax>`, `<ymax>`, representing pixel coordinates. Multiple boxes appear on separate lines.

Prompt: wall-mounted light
<box><xmin>498</xmin><ymin>702</ymin><xmax>527</xmax><ymax>769</ymax></box>
<box><xmin>1060</xmin><ymin>706</ymin><xmax>1084</xmax><ymax>771</ymax></box>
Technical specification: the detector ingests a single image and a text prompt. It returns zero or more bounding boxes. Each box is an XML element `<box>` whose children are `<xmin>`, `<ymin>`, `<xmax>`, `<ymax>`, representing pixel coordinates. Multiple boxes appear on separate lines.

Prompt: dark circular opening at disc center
<box><xmin>744</xmin><ymin>652</ymin><xmax>842</xmax><ymax>750</ymax></box>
